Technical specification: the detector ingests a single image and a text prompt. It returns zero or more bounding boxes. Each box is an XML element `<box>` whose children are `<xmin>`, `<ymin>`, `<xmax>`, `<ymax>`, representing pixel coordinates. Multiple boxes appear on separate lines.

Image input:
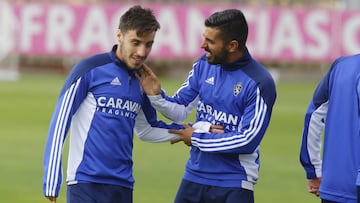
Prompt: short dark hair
<box><xmin>118</xmin><ymin>5</ymin><xmax>160</xmax><ymax>37</ymax></box>
<box><xmin>205</xmin><ymin>9</ymin><xmax>248</xmax><ymax>50</ymax></box>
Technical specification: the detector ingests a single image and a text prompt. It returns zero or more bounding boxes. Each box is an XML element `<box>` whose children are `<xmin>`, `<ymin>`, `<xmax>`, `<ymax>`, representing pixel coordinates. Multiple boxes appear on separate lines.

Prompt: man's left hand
<box><xmin>169</xmin><ymin>124</ymin><xmax>194</xmax><ymax>146</ymax></box>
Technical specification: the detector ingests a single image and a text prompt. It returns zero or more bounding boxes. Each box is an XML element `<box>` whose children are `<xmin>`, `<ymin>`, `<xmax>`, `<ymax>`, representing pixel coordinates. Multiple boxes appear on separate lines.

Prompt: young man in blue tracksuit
<box><xmin>300</xmin><ymin>54</ymin><xmax>360</xmax><ymax>203</ymax></box>
<box><xmin>138</xmin><ymin>9</ymin><xmax>276</xmax><ymax>203</ymax></box>
<box><xmin>42</xmin><ymin>5</ymin><xmax>183</xmax><ymax>203</ymax></box>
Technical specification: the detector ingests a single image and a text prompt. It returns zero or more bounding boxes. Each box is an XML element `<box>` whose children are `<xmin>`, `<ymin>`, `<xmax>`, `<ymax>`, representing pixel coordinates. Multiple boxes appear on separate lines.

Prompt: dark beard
<box><xmin>207</xmin><ymin>47</ymin><xmax>229</xmax><ymax>65</ymax></box>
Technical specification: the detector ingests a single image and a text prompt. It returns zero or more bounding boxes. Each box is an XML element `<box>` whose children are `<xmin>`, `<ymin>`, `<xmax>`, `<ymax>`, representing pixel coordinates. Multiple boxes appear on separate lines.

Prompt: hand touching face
<box><xmin>135</xmin><ymin>63</ymin><xmax>162</xmax><ymax>96</ymax></box>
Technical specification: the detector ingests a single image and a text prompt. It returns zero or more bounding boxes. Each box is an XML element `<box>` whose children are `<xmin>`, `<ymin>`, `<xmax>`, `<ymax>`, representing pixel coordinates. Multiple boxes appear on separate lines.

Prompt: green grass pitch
<box><xmin>0</xmin><ymin>73</ymin><xmax>320</xmax><ymax>203</ymax></box>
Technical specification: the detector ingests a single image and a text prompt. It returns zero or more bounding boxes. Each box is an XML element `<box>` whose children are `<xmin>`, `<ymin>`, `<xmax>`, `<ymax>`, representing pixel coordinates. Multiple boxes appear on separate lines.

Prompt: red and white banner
<box><xmin>1</xmin><ymin>2</ymin><xmax>360</xmax><ymax>62</ymax></box>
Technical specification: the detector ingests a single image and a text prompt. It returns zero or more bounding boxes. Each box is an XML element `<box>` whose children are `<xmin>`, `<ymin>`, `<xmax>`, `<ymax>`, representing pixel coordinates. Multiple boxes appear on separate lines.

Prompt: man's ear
<box><xmin>116</xmin><ymin>29</ymin><xmax>122</xmax><ymax>41</ymax></box>
<box><xmin>228</xmin><ymin>40</ymin><xmax>239</xmax><ymax>53</ymax></box>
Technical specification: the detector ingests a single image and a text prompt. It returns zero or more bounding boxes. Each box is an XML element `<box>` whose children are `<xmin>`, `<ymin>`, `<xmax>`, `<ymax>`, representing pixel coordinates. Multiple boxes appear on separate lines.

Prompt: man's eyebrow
<box><xmin>205</xmin><ymin>37</ymin><xmax>215</xmax><ymax>43</ymax></box>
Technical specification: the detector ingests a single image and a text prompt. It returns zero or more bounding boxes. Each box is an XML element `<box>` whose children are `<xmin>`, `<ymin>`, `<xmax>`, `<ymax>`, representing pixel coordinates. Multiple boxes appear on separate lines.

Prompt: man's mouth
<box><xmin>133</xmin><ymin>57</ymin><xmax>144</xmax><ymax>64</ymax></box>
<box><xmin>205</xmin><ymin>51</ymin><xmax>211</xmax><ymax>58</ymax></box>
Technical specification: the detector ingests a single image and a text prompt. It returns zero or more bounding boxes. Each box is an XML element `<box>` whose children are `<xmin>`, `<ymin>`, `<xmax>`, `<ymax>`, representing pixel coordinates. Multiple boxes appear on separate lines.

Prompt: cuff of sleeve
<box><xmin>305</xmin><ymin>168</ymin><xmax>322</xmax><ymax>179</ymax></box>
<box><xmin>192</xmin><ymin>121</ymin><xmax>211</xmax><ymax>133</ymax></box>
<box><xmin>148</xmin><ymin>94</ymin><xmax>163</xmax><ymax>103</ymax></box>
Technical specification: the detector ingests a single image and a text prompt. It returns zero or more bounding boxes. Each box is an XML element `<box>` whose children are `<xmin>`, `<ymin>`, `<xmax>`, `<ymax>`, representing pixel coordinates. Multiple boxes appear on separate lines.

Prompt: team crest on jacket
<box><xmin>233</xmin><ymin>82</ymin><xmax>243</xmax><ymax>96</ymax></box>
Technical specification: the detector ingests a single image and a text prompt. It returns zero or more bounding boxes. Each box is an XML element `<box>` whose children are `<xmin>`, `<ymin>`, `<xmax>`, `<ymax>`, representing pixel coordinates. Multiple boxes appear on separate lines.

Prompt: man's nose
<box><xmin>136</xmin><ymin>45</ymin><xmax>147</xmax><ymax>57</ymax></box>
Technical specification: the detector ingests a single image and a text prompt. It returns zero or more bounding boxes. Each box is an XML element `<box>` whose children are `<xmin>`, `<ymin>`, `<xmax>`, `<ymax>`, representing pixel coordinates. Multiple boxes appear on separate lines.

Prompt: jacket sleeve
<box><xmin>191</xmin><ymin>87</ymin><xmax>272</xmax><ymax>154</ymax></box>
<box><xmin>299</xmin><ymin>67</ymin><xmax>331</xmax><ymax>179</ymax></box>
<box><xmin>135</xmin><ymin>108</ymin><xmax>180</xmax><ymax>142</ymax></box>
<box><xmin>43</xmin><ymin>73</ymin><xmax>88</xmax><ymax>197</ymax></box>
<box><xmin>148</xmin><ymin>93</ymin><xmax>198</xmax><ymax>123</ymax></box>
<box><xmin>135</xmin><ymin>95</ymin><xmax>184</xmax><ymax>142</ymax></box>
<box><xmin>135</xmin><ymin>110</ymin><xmax>213</xmax><ymax>142</ymax></box>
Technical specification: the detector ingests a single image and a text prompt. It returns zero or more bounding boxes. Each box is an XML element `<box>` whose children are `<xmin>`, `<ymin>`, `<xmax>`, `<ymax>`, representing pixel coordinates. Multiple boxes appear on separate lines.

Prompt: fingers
<box><xmin>142</xmin><ymin>63</ymin><xmax>150</xmax><ymax>69</ymax></box>
<box><xmin>184</xmin><ymin>140</ymin><xmax>192</xmax><ymax>147</ymax></box>
<box><xmin>136</xmin><ymin>64</ymin><xmax>150</xmax><ymax>79</ymax></box>
<box><xmin>308</xmin><ymin>184</ymin><xmax>320</xmax><ymax>197</ymax></box>
<box><xmin>170</xmin><ymin>137</ymin><xmax>191</xmax><ymax>146</ymax></box>
<box><xmin>134</xmin><ymin>72</ymin><xmax>142</xmax><ymax>82</ymax></box>
<box><xmin>308</xmin><ymin>187</ymin><xmax>320</xmax><ymax>197</ymax></box>
<box><xmin>135</xmin><ymin>65</ymin><xmax>146</xmax><ymax>82</ymax></box>
<box><xmin>141</xmin><ymin>63</ymin><xmax>153</xmax><ymax>76</ymax></box>
<box><xmin>169</xmin><ymin>124</ymin><xmax>193</xmax><ymax>146</ymax></box>
<box><xmin>210</xmin><ymin>128</ymin><xmax>224</xmax><ymax>133</ymax></box>
<box><xmin>169</xmin><ymin>124</ymin><xmax>191</xmax><ymax>134</ymax></box>
<box><xmin>210</xmin><ymin>125</ymin><xmax>223</xmax><ymax>129</ymax></box>
<box><xmin>46</xmin><ymin>196</ymin><xmax>57</xmax><ymax>203</ymax></box>
<box><xmin>307</xmin><ymin>178</ymin><xmax>321</xmax><ymax>197</ymax></box>
<box><xmin>209</xmin><ymin>125</ymin><xmax>224</xmax><ymax>133</ymax></box>
<box><xmin>170</xmin><ymin>137</ymin><xmax>182</xmax><ymax>144</ymax></box>
<box><xmin>169</xmin><ymin>129</ymin><xmax>180</xmax><ymax>134</ymax></box>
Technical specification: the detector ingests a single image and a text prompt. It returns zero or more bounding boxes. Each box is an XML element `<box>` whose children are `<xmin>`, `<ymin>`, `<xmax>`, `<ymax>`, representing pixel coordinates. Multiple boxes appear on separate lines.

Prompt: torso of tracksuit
<box><xmin>42</xmin><ymin>45</ymin><xmax>181</xmax><ymax>197</ymax></box>
<box><xmin>300</xmin><ymin>54</ymin><xmax>360</xmax><ymax>203</ymax></box>
<box><xmin>149</xmin><ymin>48</ymin><xmax>276</xmax><ymax>190</ymax></box>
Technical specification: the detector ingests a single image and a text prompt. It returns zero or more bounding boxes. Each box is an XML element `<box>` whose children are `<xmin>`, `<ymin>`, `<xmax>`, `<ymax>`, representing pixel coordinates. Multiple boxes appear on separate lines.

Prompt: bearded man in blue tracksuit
<box><xmin>300</xmin><ymin>54</ymin><xmax>360</xmax><ymax>203</ymax></box>
<box><xmin>42</xmin><ymin>5</ymin><xmax>184</xmax><ymax>203</ymax></box>
<box><xmin>137</xmin><ymin>9</ymin><xmax>276</xmax><ymax>203</ymax></box>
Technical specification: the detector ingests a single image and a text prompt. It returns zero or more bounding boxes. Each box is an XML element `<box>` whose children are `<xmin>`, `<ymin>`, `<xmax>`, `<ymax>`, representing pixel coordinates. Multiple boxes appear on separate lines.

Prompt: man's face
<box><xmin>200</xmin><ymin>27</ymin><xmax>229</xmax><ymax>65</ymax></box>
<box><xmin>116</xmin><ymin>29</ymin><xmax>155</xmax><ymax>70</ymax></box>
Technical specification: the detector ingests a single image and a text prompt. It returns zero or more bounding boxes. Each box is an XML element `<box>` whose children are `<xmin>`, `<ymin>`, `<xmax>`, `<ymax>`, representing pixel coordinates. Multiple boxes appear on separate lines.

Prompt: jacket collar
<box><xmin>221</xmin><ymin>47</ymin><xmax>252</xmax><ymax>70</ymax></box>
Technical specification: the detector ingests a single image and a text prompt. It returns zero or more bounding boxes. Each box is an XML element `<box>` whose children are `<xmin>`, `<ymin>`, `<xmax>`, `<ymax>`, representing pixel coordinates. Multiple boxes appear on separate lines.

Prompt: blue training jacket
<box><xmin>43</xmin><ymin>45</ymin><xmax>182</xmax><ymax>197</ymax></box>
<box><xmin>300</xmin><ymin>54</ymin><xmax>360</xmax><ymax>202</ymax></box>
<box><xmin>149</xmin><ymin>48</ymin><xmax>276</xmax><ymax>190</ymax></box>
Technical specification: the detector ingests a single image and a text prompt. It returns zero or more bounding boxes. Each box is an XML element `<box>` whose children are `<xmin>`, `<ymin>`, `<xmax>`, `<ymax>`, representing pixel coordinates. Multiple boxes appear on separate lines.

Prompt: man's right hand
<box><xmin>307</xmin><ymin>178</ymin><xmax>321</xmax><ymax>197</ymax></box>
<box><xmin>46</xmin><ymin>196</ymin><xmax>57</xmax><ymax>202</ymax></box>
<box><xmin>209</xmin><ymin>125</ymin><xmax>224</xmax><ymax>133</ymax></box>
<box><xmin>135</xmin><ymin>64</ymin><xmax>162</xmax><ymax>95</ymax></box>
